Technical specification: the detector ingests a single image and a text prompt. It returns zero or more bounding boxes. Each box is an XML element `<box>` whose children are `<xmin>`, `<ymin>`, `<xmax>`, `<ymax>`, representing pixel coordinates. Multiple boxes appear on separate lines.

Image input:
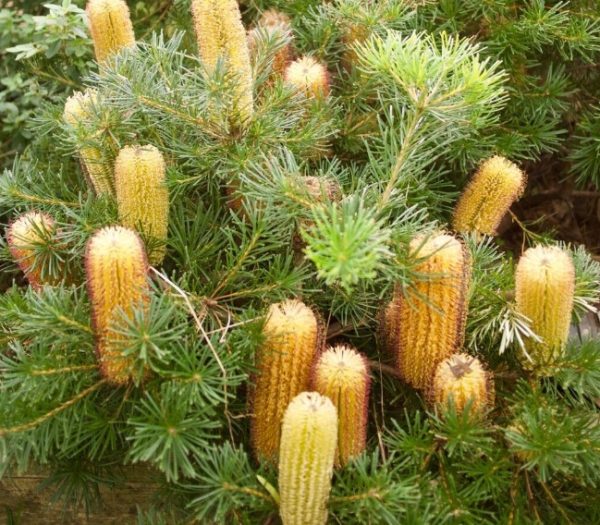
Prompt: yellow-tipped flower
<box><xmin>63</xmin><ymin>90</ymin><xmax>114</xmax><ymax>196</ymax></box>
<box><xmin>7</xmin><ymin>211</ymin><xmax>58</xmax><ymax>290</ymax></box>
<box><xmin>190</xmin><ymin>0</ymin><xmax>254</xmax><ymax>123</ymax></box>
<box><xmin>247</xmin><ymin>9</ymin><xmax>293</xmax><ymax>76</ymax></box>
<box><xmin>430</xmin><ymin>353</ymin><xmax>494</xmax><ymax>416</ymax></box>
<box><xmin>85</xmin><ymin>226</ymin><xmax>150</xmax><ymax>384</ymax></box>
<box><xmin>250</xmin><ymin>299</ymin><xmax>322</xmax><ymax>462</ymax></box>
<box><xmin>453</xmin><ymin>155</ymin><xmax>526</xmax><ymax>236</ymax></box>
<box><xmin>115</xmin><ymin>145</ymin><xmax>169</xmax><ymax>265</ymax></box>
<box><xmin>284</xmin><ymin>56</ymin><xmax>330</xmax><ymax>99</ymax></box>
<box><xmin>515</xmin><ymin>245</ymin><xmax>575</xmax><ymax>369</ymax></box>
<box><xmin>278</xmin><ymin>392</ymin><xmax>337</xmax><ymax>525</ymax></box>
<box><xmin>86</xmin><ymin>0</ymin><xmax>136</xmax><ymax>64</ymax></box>
<box><xmin>384</xmin><ymin>233</ymin><xmax>471</xmax><ymax>389</ymax></box>
<box><xmin>312</xmin><ymin>345</ymin><xmax>370</xmax><ymax>466</ymax></box>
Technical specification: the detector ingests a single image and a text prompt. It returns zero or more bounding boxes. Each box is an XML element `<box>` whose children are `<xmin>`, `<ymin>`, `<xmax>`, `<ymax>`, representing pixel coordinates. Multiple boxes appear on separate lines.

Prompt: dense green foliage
<box><xmin>1</xmin><ymin>1</ymin><xmax>600</xmax><ymax>523</ymax></box>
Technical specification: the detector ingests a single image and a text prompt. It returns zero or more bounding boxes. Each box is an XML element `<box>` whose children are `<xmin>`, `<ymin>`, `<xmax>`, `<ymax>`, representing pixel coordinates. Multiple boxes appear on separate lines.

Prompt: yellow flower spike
<box><xmin>515</xmin><ymin>245</ymin><xmax>575</xmax><ymax>370</ymax></box>
<box><xmin>430</xmin><ymin>353</ymin><xmax>494</xmax><ymax>416</ymax></box>
<box><xmin>250</xmin><ymin>299</ymin><xmax>323</xmax><ymax>463</ymax></box>
<box><xmin>284</xmin><ymin>56</ymin><xmax>330</xmax><ymax>99</ymax></box>
<box><xmin>7</xmin><ymin>211</ymin><xmax>58</xmax><ymax>290</ymax></box>
<box><xmin>190</xmin><ymin>0</ymin><xmax>254</xmax><ymax>123</ymax></box>
<box><xmin>453</xmin><ymin>155</ymin><xmax>526</xmax><ymax>236</ymax></box>
<box><xmin>247</xmin><ymin>9</ymin><xmax>293</xmax><ymax>77</ymax></box>
<box><xmin>85</xmin><ymin>226</ymin><xmax>150</xmax><ymax>384</ymax></box>
<box><xmin>63</xmin><ymin>90</ymin><xmax>114</xmax><ymax>196</ymax></box>
<box><xmin>86</xmin><ymin>0</ymin><xmax>136</xmax><ymax>64</ymax></box>
<box><xmin>386</xmin><ymin>233</ymin><xmax>471</xmax><ymax>390</ymax></box>
<box><xmin>312</xmin><ymin>345</ymin><xmax>370</xmax><ymax>466</ymax></box>
<box><xmin>115</xmin><ymin>145</ymin><xmax>169</xmax><ymax>265</ymax></box>
<box><xmin>278</xmin><ymin>392</ymin><xmax>337</xmax><ymax>525</ymax></box>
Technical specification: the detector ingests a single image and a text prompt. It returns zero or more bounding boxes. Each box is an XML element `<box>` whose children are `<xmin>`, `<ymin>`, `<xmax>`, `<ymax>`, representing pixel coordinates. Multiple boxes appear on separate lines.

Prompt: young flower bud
<box><xmin>247</xmin><ymin>9</ymin><xmax>293</xmax><ymax>76</ymax></box>
<box><xmin>86</xmin><ymin>0</ymin><xmax>136</xmax><ymax>64</ymax></box>
<box><xmin>115</xmin><ymin>145</ymin><xmax>169</xmax><ymax>265</ymax></box>
<box><xmin>284</xmin><ymin>56</ymin><xmax>330</xmax><ymax>99</ymax></box>
<box><xmin>312</xmin><ymin>345</ymin><xmax>370</xmax><ymax>466</ymax></box>
<box><xmin>278</xmin><ymin>392</ymin><xmax>337</xmax><ymax>525</ymax></box>
<box><xmin>7</xmin><ymin>211</ymin><xmax>58</xmax><ymax>290</ymax></box>
<box><xmin>453</xmin><ymin>155</ymin><xmax>526</xmax><ymax>236</ymax></box>
<box><xmin>430</xmin><ymin>353</ymin><xmax>494</xmax><ymax>416</ymax></box>
<box><xmin>515</xmin><ymin>245</ymin><xmax>575</xmax><ymax>369</ymax></box>
<box><xmin>85</xmin><ymin>226</ymin><xmax>150</xmax><ymax>384</ymax></box>
<box><xmin>63</xmin><ymin>90</ymin><xmax>114</xmax><ymax>196</ymax></box>
<box><xmin>250</xmin><ymin>299</ymin><xmax>323</xmax><ymax>462</ymax></box>
<box><xmin>191</xmin><ymin>0</ymin><xmax>254</xmax><ymax>123</ymax></box>
<box><xmin>385</xmin><ymin>233</ymin><xmax>471</xmax><ymax>389</ymax></box>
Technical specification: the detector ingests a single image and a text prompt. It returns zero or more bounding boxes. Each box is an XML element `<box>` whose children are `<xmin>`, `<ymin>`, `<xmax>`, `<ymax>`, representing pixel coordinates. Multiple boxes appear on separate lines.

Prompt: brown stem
<box><xmin>0</xmin><ymin>378</ymin><xmax>107</xmax><ymax>437</ymax></box>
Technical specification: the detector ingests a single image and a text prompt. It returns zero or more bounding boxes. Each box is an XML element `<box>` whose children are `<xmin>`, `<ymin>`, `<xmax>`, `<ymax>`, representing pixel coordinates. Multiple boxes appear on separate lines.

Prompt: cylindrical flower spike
<box><xmin>85</xmin><ymin>226</ymin><xmax>150</xmax><ymax>384</ymax></box>
<box><xmin>250</xmin><ymin>299</ymin><xmax>323</xmax><ymax>462</ymax></box>
<box><xmin>86</xmin><ymin>0</ymin><xmax>135</xmax><ymax>64</ymax></box>
<box><xmin>453</xmin><ymin>155</ymin><xmax>526</xmax><ymax>236</ymax></box>
<box><xmin>430</xmin><ymin>353</ymin><xmax>494</xmax><ymax>416</ymax></box>
<box><xmin>190</xmin><ymin>0</ymin><xmax>254</xmax><ymax>123</ymax></box>
<box><xmin>247</xmin><ymin>9</ymin><xmax>293</xmax><ymax>76</ymax></box>
<box><xmin>7</xmin><ymin>211</ymin><xmax>58</xmax><ymax>290</ymax></box>
<box><xmin>279</xmin><ymin>392</ymin><xmax>337</xmax><ymax>525</ymax></box>
<box><xmin>115</xmin><ymin>145</ymin><xmax>169</xmax><ymax>265</ymax></box>
<box><xmin>384</xmin><ymin>233</ymin><xmax>471</xmax><ymax>389</ymax></box>
<box><xmin>312</xmin><ymin>345</ymin><xmax>370</xmax><ymax>466</ymax></box>
<box><xmin>284</xmin><ymin>56</ymin><xmax>330</xmax><ymax>99</ymax></box>
<box><xmin>515</xmin><ymin>245</ymin><xmax>575</xmax><ymax>369</ymax></box>
<box><xmin>86</xmin><ymin>0</ymin><xmax>136</xmax><ymax>64</ymax></box>
<box><xmin>63</xmin><ymin>90</ymin><xmax>114</xmax><ymax>196</ymax></box>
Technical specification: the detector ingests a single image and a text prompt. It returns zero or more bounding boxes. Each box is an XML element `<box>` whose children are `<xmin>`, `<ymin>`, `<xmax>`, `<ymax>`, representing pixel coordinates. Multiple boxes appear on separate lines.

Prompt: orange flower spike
<box><xmin>85</xmin><ymin>226</ymin><xmax>150</xmax><ymax>384</ymax></box>
<box><xmin>250</xmin><ymin>299</ymin><xmax>322</xmax><ymax>462</ymax></box>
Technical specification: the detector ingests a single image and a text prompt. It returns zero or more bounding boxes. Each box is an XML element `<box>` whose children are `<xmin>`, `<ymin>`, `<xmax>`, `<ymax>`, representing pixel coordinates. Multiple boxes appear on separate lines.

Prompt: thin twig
<box><xmin>368</xmin><ymin>360</ymin><xmax>404</xmax><ymax>381</ymax></box>
<box><xmin>0</xmin><ymin>378</ymin><xmax>108</xmax><ymax>437</ymax></box>
<box><xmin>150</xmin><ymin>267</ymin><xmax>235</xmax><ymax>443</ymax></box>
<box><xmin>30</xmin><ymin>364</ymin><xmax>97</xmax><ymax>376</ymax></box>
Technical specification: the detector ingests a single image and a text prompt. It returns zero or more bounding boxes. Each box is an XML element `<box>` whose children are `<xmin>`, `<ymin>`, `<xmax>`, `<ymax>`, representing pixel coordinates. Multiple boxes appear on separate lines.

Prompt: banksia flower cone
<box><xmin>191</xmin><ymin>0</ymin><xmax>254</xmax><ymax>123</ymax></box>
<box><xmin>284</xmin><ymin>56</ymin><xmax>330</xmax><ymax>99</ymax></box>
<box><xmin>515</xmin><ymin>245</ymin><xmax>575</xmax><ymax>369</ymax></box>
<box><xmin>250</xmin><ymin>299</ymin><xmax>322</xmax><ymax>462</ymax></box>
<box><xmin>384</xmin><ymin>233</ymin><xmax>471</xmax><ymax>389</ymax></box>
<box><xmin>430</xmin><ymin>353</ymin><xmax>494</xmax><ymax>416</ymax></box>
<box><xmin>86</xmin><ymin>226</ymin><xmax>150</xmax><ymax>384</ymax></box>
<box><xmin>247</xmin><ymin>10</ymin><xmax>293</xmax><ymax>76</ymax></box>
<box><xmin>115</xmin><ymin>145</ymin><xmax>169</xmax><ymax>265</ymax></box>
<box><xmin>453</xmin><ymin>156</ymin><xmax>526</xmax><ymax>236</ymax></box>
<box><xmin>313</xmin><ymin>345</ymin><xmax>370</xmax><ymax>466</ymax></box>
<box><xmin>63</xmin><ymin>90</ymin><xmax>114</xmax><ymax>196</ymax></box>
<box><xmin>86</xmin><ymin>0</ymin><xmax>136</xmax><ymax>64</ymax></box>
<box><xmin>7</xmin><ymin>211</ymin><xmax>58</xmax><ymax>290</ymax></box>
<box><xmin>279</xmin><ymin>392</ymin><xmax>337</xmax><ymax>525</ymax></box>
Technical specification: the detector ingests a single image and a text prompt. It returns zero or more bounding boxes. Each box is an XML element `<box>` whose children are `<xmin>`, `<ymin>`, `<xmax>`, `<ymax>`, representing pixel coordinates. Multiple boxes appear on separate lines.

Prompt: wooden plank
<box><xmin>1</xmin><ymin>467</ymin><xmax>159</xmax><ymax>524</ymax></box>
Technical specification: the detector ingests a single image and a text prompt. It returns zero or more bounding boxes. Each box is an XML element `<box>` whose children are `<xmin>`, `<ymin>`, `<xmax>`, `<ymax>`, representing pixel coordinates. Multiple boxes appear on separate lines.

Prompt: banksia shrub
<box><xmin>250</xmin><ymin>299</ymin><xmax>322</xmax><ymax>462</ymax></box>
<box><xmin>284</xmin><ymin>56</ymin><xmax>330</xmax><ymax>99</ymax></box>
<box><xmin>278</xmin><ymin>392</ymin><xmax>337</xmax><ymax>525</ymax></box>
<box><xmin>6</xmin><ymin>211</ymin><xmax>58</xmax><ymax>290</ymax></box>
<box><xmin>384</xmin><ymin>233</ymin><xmax>471</xmax><ymax>389</ymax></box>
<box><xmin>63</xmin><ymin>90</ymin><xmax>114</xmax><ymax>196</ymax></box>
<box><xmin>247</xmin><ymin>9</ymin><xmax>293</xmax><ymax>76</ymax></box>
<box><xmin>85</xmin><ymin>226</ymin><xmax>150</xmax><ymax>384</ymax></box>
<box><xmin>453</xmin><ymin>156</ymin><xmax>526</xmax><ymax>236</ymax></box>
<box><xmin>430</xmin><ymin>353</ymin><xmax>494</xmax><ymax>416</ymax></box>
<box><xmin>312</xmin><ymin>344</ymin><xmax>370</xmax><ymax>466</ymax></box>
<box><xmin>190</xmin><ymin>0</ymin><xmax>254</xmax><ymax>123</ymax></box>
<box><xmin>115</xmin><ymin>145</ymin><xmax>169</xmax><ymax>265</ymax></box>
<box><xmin>515</xmin><ymin>245</ymin><xmax>575</xmax><ymax>370</ymax></box>
<box><xmin>86</xmin><ymin>0</ymin><xmax>136</xmax><ymax>65</ymax></box>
